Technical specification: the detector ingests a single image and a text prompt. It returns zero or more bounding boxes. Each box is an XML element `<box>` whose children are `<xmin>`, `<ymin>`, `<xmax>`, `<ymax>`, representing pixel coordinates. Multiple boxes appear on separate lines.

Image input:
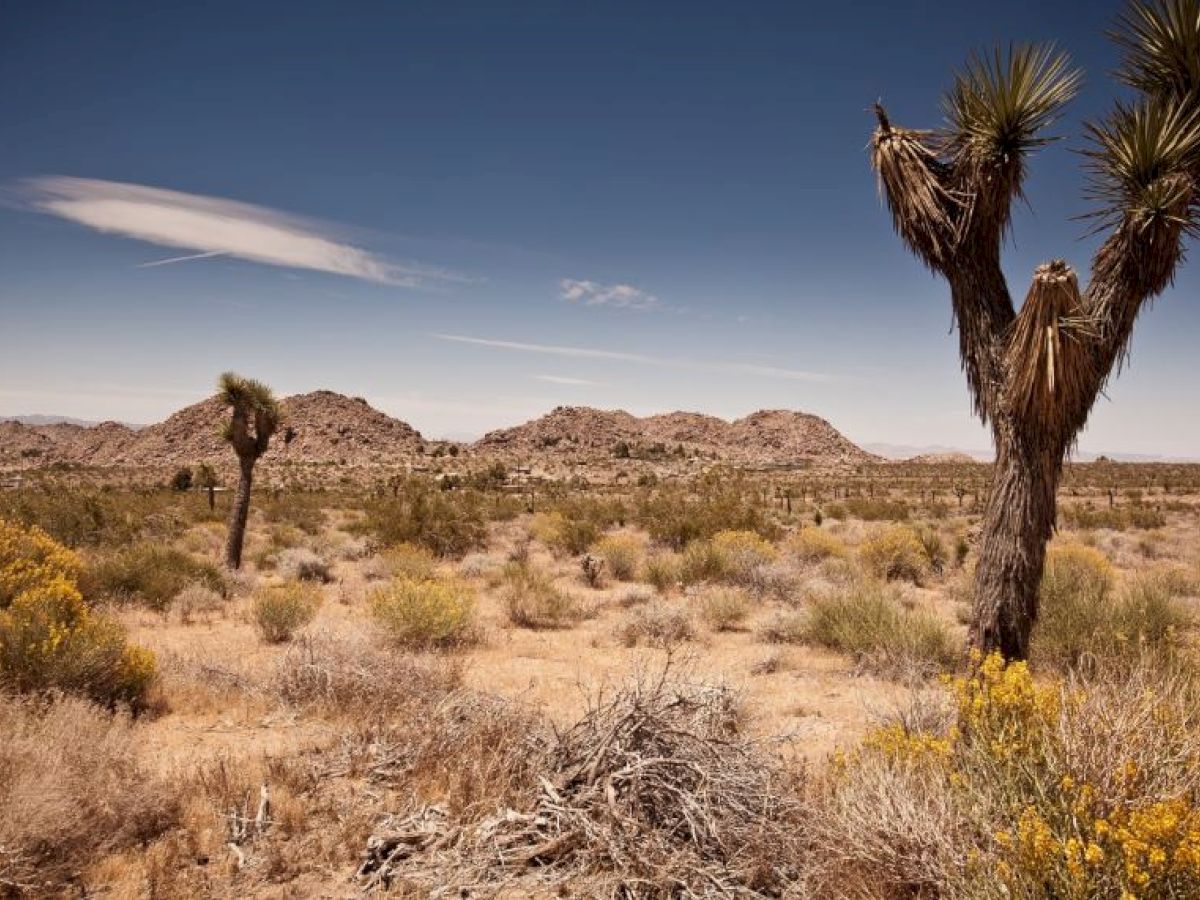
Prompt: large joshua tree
<box><xmin>219</xmin><ymin>373</ymin><xmax>282</xmax><ymax>570</ymax></box>
<box><xmin>872</xmin><ymin>0</ymin><xmax>1199</xmax><ymax>659</ymax></box>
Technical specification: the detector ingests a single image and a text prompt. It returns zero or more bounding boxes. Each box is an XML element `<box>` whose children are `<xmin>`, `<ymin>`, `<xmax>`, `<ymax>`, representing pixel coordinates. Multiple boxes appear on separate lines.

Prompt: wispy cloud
<box><xmin>136</xmin><ymin>250</ymin><xmax>226</xmax><ymax>268</ymax></box>
<box><xmin>533</xmin><ymin>374</ymin><xmax>606</xmax><ymax>386</ymax></box>
<box><xmin>432</xmin><ymin>333</ymin><xmax>831</xmax><ymax>382</ymax></box>
<box><xmin>19</xmin><ymin>176</ymin><xmax>467</xmax><ymax>288</ymax></box>
<box><xmin>560</xmin><ymin>278</ymin><xmax>659</xmax><ymax>310</ymax></box>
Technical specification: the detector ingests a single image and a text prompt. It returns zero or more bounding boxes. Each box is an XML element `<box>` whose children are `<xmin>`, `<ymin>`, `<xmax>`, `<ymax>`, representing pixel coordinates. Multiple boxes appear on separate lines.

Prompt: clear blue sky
<box><xmin>1</xmin><ymin>0</ymin><xmax>1196</xmax><ymax>454</ymax></box>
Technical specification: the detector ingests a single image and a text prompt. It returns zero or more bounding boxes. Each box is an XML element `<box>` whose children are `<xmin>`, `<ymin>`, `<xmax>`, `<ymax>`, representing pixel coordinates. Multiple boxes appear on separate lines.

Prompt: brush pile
<box><xmin>357</xmin><ymin>670</ymin><xmax>806</xmax><ymax>898</ymax></box>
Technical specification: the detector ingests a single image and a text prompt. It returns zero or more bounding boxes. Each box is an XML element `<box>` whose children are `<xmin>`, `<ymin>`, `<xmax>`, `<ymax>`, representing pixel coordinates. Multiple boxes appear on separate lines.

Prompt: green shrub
<box><xmin>635</xmin><ymin>477</ymin><xmax>776</xmax><ymax>550</ymax></box>
<box><xmin>369</xmin><ymin>576</ymin><xmax>477</xmax><ymax>649</ymax></box>
<box><xmin>501</xmin><ymin>563</ymin><xmax>581</xmax><ymax>629</ymax></box>
<box><xmin>1033</xmin><ymin>544</ymin><xmax>1192</xmax><ymax>673</ymax></box>
<box><xmin>679</xmin><ymin>539</ymin><xmax>727</xmax><ymax>585</ymax></box>
<box><xmin>842</xmin><ymin>496</ymin><xmax>911</xmax><ymax>521</ymax></box>
<box><xmin>359</xmin><ymin>480</ymin><xmax>486</xmax><ymax>557</ymax></box>
<box><xmin>252</xmin><ymin>581</ymin><xmax>322</xmax><ymax>643</ymax></box>
<box><xmin>81</xmin><ymin>542</ymin><xmax>225</xmax><ymax>611</ymax></box>
<box><xmin>859</xmin><ymin>526</ymin><xmax>930</xmax><ymax>584</ymax></box>
<box><xmin>802</xmin><ymin>580</ymin><xmax>957</xmax><ymax>678</ymax></box>
<box><xmin>641</xmin><ymin>551</ymin><xmax>682</xmax><ymax>593</ymax></box>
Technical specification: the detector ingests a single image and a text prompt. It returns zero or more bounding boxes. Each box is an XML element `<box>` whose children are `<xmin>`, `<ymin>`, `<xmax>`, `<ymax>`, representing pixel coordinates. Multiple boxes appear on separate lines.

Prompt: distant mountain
<box><xmin>476</xmin><ymin>406</ymin><xmax>878</xmax><ymax>468</ymax></box>
<box><xmin>1</xmin><ymin>414</ymin><xmax>143</xmax><ymax>429</ymax></box>
<box><xmin>863</xmin><ymin>442</ymin><xmax>1199</xmax><ymax>464</ymax></box>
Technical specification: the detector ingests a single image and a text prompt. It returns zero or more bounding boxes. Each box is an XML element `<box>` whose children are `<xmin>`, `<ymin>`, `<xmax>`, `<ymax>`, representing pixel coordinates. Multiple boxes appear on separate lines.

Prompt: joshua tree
<box><xmin>219</xmin><ymin>373</ymin><xmax>282</xmax><ymax>569</ymax></box>
<box><xmin>871</xmin><ymin>0</ymin><xmax>1199</xmax><ymax>658</ymax></box>
<box><xmin>195</xmin><ymin>461</ymin><xmax>219</xmax><ymax>511</ymax></box>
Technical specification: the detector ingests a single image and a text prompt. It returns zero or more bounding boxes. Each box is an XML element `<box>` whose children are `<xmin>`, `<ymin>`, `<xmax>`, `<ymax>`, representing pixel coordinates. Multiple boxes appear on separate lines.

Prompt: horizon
<box><xmin>2</xmin><ymin>0</ymin><xmax>1197</xmax><ymax>457</ymax></box>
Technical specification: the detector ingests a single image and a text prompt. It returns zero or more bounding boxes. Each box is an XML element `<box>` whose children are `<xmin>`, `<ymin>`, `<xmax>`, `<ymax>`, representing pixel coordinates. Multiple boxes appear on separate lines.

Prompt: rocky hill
<box><xmin>0</xmin><ymin>391</ymin><xmax>427</xmax><ymax>472</ymax></box>
<box><xmin>475</xmin><ymin>406</ymin><xmax>877</xmax><ymax>468</ymax></box>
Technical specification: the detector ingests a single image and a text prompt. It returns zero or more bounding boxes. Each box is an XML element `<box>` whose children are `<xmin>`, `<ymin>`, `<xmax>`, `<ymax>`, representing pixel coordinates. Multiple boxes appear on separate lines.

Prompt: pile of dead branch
<box><xmin>358</xmin><ymin>668</ymin><xmax>806</xmax><ymax>898</ymax></box>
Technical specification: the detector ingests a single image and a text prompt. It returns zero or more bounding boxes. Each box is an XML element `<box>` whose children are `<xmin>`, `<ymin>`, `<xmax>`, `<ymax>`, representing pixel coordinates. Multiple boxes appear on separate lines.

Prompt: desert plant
<box><xmin>641</xmin><ymin>550</ymin><xmax>682</xmax><ymax>593</ymax></box>
<box><xmin>616</xmin><ymin>602</ymin><xmax>695</xmax><ymax>648</ymax></box>
<box><xmin>82</xmin><ymin>541</ymin><xmax>225</xmax><ymax>610</ymax></box>
<box><xmin>802</xmin><ymin>580</ymin><xmax>957</xmax><ymax>678</ymax></box>
<box><xmin>370</xmin><ymin>542</ymin><xmax>438</xmax><ymax>581</ymax></box>
<box><xmin>195</xmin><ymin>461</ymin><xmax>219</xmax><ymax>510</ymax></box>
<box><xmin>169</xmin><ymin>465</ymin><xmax>193</xmax><ymax>492</ymax></box>
<box><xmin>698</xmin><ymin>586</ymin><xmax>752</xmax><ymax>631</ymax></box>
<box><xmin>219</xmin><ymin>372</ymin><xmax>282</xmax><ymax>569</ymax></box>
<box><xmin>360</xmin><ymin>479</ymin><xmax>486</xmax><ymax>557</ymax></box>
<box><xmin>276</xmin><ymin>546</ymin><xmax>334</xmax><ymax>583</ymax></box>
<box><xmin>251</xmin><ymin>581</ymin><xmax>322</xmax><ymax>643</ymax></box>
<box><xmin>369</xmin><ymin>576</ymin><xmax>477</xmax><ymax>649</ymax></box>
<box><xmin>859</xmin><ymin>525</ymin><xmax>931</xmax><ymax>583</ymax></box>
<box><xmin>711</xmin><ymin>529</ymin><xmax>778</xmax><ymax>582</ymax></box>
<box><xmin>592</xmin><ymin>532</ymin><xmax>644</xmax><ymax>581</ymax></box>
<box><xmin>580</xmin><ymin>553</ymin><xmax>605</xmax><ymax>588</ymax></box>
<box><xmin>0</xmin><ymin>517</ymin><xmax>83</xmax><ymax>607</ymax></box>
<box><xmin>501</xmin><ymin>562</ymin><xmax>581</xmax><ymax>628</ymax></box>
<box><xmin>871</xmin><ymin>2</ymin><xmax>1200</xmax><ymax>658</ymax></box>
<box><xmin>784</xmin><ymin>527</ymin><xmax>848</xmax><ymax>564</ymax></box>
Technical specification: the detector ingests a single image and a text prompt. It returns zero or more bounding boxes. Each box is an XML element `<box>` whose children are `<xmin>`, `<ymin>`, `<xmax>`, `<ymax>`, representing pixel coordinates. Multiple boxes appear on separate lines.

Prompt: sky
<box><xmin>1</xmin><ymin>0</ymin><xmax>1197</xmax><ymax>455</ymax></box>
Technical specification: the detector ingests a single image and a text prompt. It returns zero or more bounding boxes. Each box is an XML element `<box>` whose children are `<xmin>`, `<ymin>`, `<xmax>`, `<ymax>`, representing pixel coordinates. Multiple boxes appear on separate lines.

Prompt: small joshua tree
<box><xmin>871</xmin><ymin>0</ymin><xmax>1199</xmax><ymax>658</ymax></box>
<box><xmin>195</xmin><ymin>461</ymin><xmax>218</xmax><ymax>511</ymax></box>
<box><xmin>219</xmin><ymin>373</ymin><xmax>281</xmax><ymax>569</ymax></box>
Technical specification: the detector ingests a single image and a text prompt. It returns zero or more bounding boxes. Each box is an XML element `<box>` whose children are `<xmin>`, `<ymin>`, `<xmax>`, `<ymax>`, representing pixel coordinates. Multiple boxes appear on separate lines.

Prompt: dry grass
<box><xmin>369</xmin><ymin>575</ymin><xmax>479</xmax><ymax>649</ymax></box>
<box><xmin>251</xmin><ymin>581</ymin><xmax>322</xmax><ymax>643</ymax></box>
<box><xmin>501</xmin><ymin>562</ymin><xmax>583</xmax><ymax>629</ymax></box>
<box><xmin>0</xmin><ymin>695</ymin><xmax>179</xmax><ymax>894</ymax></box>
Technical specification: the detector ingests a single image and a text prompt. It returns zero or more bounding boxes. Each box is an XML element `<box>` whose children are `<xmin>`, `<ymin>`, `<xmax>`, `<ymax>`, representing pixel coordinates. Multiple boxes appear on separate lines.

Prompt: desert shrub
<box><xmin>802</xmin><ymin>580</ymin><xmax>956</xmax><ymax>678</ymax></box>
<box><xmin>370</xmin><ymin>576</ymin><xmax>478</xmax><ymax>649</ymax></box>
<box><xmin>784</xmin><ymin>527</ymin><xmax>848</xmax><ymax>564</ymax></box>
<box><xmin>711</xmin><ymin>529</ymin><xmax>778</xmax><ymax>582</ymax></box>
<box><xmin>742</xmin><ymin>560</ymin><xmax>803</xmax><ymax>603</ymax></box>
<box><xmin>843</xmin><ymin>496</ymin><xmax>911</xmax><ymax>521</ymax></box>
<box><xmin>252</xmin><ymin>581</ymin><xmax>322</xmax><ymax>643</ymax></box>
<box><xmin>501</xmin><ymin>563</ymin><xmax>581</xmax><ymax>629</ymax></box>
<box><xmin>273</xmin><ymin>634</ymin><xmax>462</xmax><ymax>716</ymax></box>
<box><xmin>613</xmin><ymin>583</ymin><xmax>657</xmax><ymax>608</ymax></box>
<box><xmin>0</xmin><ymin>486</ymin><xmax>194</xmax><ymax>547</ymax></box>
<box><xmin>259</xmin><ymin>491</ymin><xmax>327</xmax><ymax>535</ymax></box>
<box><xmin>456</xmin><ymin>552</ymin><xmax>499</xmax><ymax>579</ymax></box>
<box><xmin>641</xmin><ymin>550</ymin><xmax>682</xmax><ymax>593</ymax></box>
<box><xmin>1034</xmin><ymin>544</ymin><xmax>1191</xmax><ymax>673</ymax></box>
<box><xmin>915</xmin><ymin>525</ymin><xmax>948</xmax><ymax>574</ymax></box>
<box><xmin>0</xmin><ymin>696</ymin><xmax>180</xmax><ymax>894</ymax></box>
<box><xmin>1061</xmin><ymin>502</ymin><xmax>1168</xmax><ymax>531</ymax></box>
<box><xmin>859</xmin><ymin>525</ymin><xmax>931</xmax><ymax>583</ymax></box>
<box><xmin>698</xmin><ymin>586</ymin><xmax>752</xmax><ymax>632</ymax></box>
<box><xmin>0</xmin><ymin>579</ymin><xmax>157</xmax><ymax>707</ymax></box>
<box><xmin>0</xmin><ymin>517</ymin><xmax>83</xmax><ymax>607</ymax></box>
<box><xmin>367</xmin><ymin>541</ymin><xmax>438</xmax><ymax>582</ymax></box>
<box><xmin>592</xmin><ymin>532</ymin><xmax>644</xmax><ymax>581</ymax></box>
<box><xmin>757</xmin><ymin>610</ymin><xmax>808</xmax><ymax>644</ymax></box>
<box><xmin>529</xmin><ymin>510</ymin><xmax>600</xmax><ymax>556</ymax></box>
<box><xmin>276</xmin><ymin>546</ymin><xmax>333</xmax><ymax>582</ymax></box>
<box><xmin>679</xmin><ymin>539</ymin><xmax>727</xmax><ymax>585</ymax></box>
<box><xmin>635</xmin><ymin>476</ymin><xmax>776</xmax><ymax>550</ymax></box>
<box><xmin>803</xmin><ymin>656</ymin><xmax>1200</xmax><ymax>898</ymax></box>
<box><xmin>81</xmin><ymin>541</ymin><xmax>225</xmax><ymax>610</ymax></box>
<box><xmin>359</xmin><ymin>480</ymin><xmax>486</xmax><ymax>557</ymax></box>
<box><xmin>616</xmin><ymin>603</ymin><xmax>695</xmax><ymax>648</ymax></box>
<box><xmin>173</xmin><ymin>582</ymin><xmax>226</xmax><ymax>624</ymax></box>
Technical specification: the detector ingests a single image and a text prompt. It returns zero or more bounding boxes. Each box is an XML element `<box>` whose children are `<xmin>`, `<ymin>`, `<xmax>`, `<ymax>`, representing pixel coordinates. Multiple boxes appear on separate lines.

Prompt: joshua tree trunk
<box><xmin>207</xmin><ymin>484</ymin><xmax>215</xmax><ymax>511</ymax></box>
<box><xmin>971</xmin><ymin>422</ymin><xmax>1066</xmax><ymax>658</ymax></box>
<box><xmin>224</xmin><ymin>455</ymin><xmax>256</xmax><ymax>570</ymax></box>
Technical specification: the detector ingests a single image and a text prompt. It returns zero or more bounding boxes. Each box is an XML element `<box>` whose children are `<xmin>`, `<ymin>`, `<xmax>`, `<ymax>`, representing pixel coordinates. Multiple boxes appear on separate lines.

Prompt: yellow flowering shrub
<box><xmin>829</xmin><ymin>652</ymin><xmax>1200</xmax><ymax>898</ymax></box>
<box><xmin>0</xmin><ymin>518</ymin><xmax>83</xmax><ymax>608</ymax></box>
<box><xmin>371</xmin><ymin>575</ymin><xmax>478</xmax><ymax>648</ymax></box>
<box><xmin>0</xmin><ymin>520</ymin><xmax>155</xmax><ymax>707</ymax></box>
<box><xmin>858</xmin><ymin>525</ymin><xmax>930</xmax><ymax>583</ymax></box>
<box><xmin>783</xmin><ymin>527</ymin><xmax>848</xmax><ymax>563</ymax></box>
<box><xmin>711</xmin><ymin>529</ymin><xmax>778</xmax><ymax>578</ymax></box>
<box><xmin>591</xmin><ymin>533</ymin><xmax>645</xmax><ymax>581</ymax></box>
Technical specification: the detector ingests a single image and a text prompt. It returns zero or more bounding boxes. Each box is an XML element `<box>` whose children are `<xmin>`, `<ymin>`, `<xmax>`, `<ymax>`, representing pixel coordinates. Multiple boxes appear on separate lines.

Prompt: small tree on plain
<box><xmin>219</xmin><ymin>373</ymin><xmax>282</xmax><ymax>570</ymax></box>
<box><xmin>195</xmin><ymin>461</ymin><xmax>218</xmax><ymax>511</ymax></box>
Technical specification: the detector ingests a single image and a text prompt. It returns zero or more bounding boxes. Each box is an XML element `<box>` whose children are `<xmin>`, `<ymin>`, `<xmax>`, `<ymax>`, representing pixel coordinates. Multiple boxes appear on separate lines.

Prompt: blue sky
<box><xmin>1</xmin><ymin>0</ymin><xmax>1196</xmax><ymax>454</ymax></box>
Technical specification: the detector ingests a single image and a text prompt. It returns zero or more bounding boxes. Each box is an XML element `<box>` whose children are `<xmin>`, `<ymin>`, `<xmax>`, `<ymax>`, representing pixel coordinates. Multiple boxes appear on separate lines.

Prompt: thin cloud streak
<box><xmin>533</xmin><ymin>374</ymin><xmax>607</xmax><ymax>386</ymax></box>
<box><xmin>560</xmin><ymin>278</ymin><xmax>659</xmax><ymax>310</ymax></box>
<box><xmin>432</xmin><ymin>333</ymin><xmax>831</xmax><ymax>382</ymax></box>
<box><xmin>136</xmin><ymin>250</ymin><xmax>226</xmax><ymax>268</ymax></box>
<box><xmin>20</xmin><ymin>176</ymin><xmax>468</xmax><ymax>288</ymax></box>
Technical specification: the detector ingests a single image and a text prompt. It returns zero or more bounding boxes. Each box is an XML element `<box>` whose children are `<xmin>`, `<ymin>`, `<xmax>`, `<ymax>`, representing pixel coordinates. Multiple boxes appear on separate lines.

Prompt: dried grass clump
<box><xmin>370</xmin><ymin>576</ymin><xmax>478</xmax><ymax>649</ymax></box>
<box><xmin>784</xmin><ymin>527</ymin><xmax>849</xmax><ymax>564</ymax></box>
<box><xmin>711</xmin><ymin>529</ymin><xmax>778</xmax><ymax>581</ymax></box>
<box><xmin>173</xmin><ymin>582</ymin><xmax>226</xmax><ymax>624</ymax></box>
<box><xmin>616</xmin><ymin>603</ymin><xmax>695</xmax><ymax>649</ymax></box>
<box><xmin>640</xmin><ymin>550</ymin><xmax>682</xmax><ymax>593</ymax></box>
<box><xmin>251</xmin><ymin>581</ymin><xmax>322</xmax><ymax>643</ymax></box>
<box><xmin>501</xmin><ymin>563</ymin><xmax>582</xmax><ymax>629</ymax></box>
<box><xmin>859</xmin><ymin>525</ymin><xmax>932</xmax><ymax>584</ymax></box>
<box><xmin>358</xmin><ymin>670</ymin><xmax>805</xmax><ymax>897</ymax></box>
<box><xmin>0</xmin><ymin>696</ymin><xmax>179</xmax><ymax>894</ymax></box>
<box><xmin>802</xmin><ymin>580</ymin><xmax>958</xmax><ymax>679</ymax></box>
<box><xmin>275</xmin><ymin>547</ymin><xmax>333</xmax><ymax>583</ymax></box>
<box><xmin>81</xmin><ymin>541</ymin><xmax>225</xmax><ymax>611</ymax></box>
<box><xmin>591</xmin><ymin>532</ymin><xmax>645</xmax><ymax>581</ymax></box>
<box><xmin>697</xmin><ymin>586</ymin><xmax>752</xmax><ymax>631</ymax></box>
<box><xmin>367</xmin><ymin>542</ymin><xmax>438</xmax><ymax>582</ymax></box>
<box><xmin>273</xmin><ymin>634</ymin><xmax>461</xmax><ymax>717</ymax></box>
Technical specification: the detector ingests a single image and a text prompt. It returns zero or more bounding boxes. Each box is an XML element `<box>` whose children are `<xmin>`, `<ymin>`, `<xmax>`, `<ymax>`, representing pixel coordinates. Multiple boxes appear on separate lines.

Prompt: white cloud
<box><xmin>560</xmin><ymin>278</ymin><xmax>659</xmax><ymax>310</ymax></box>
<box><xmin>432</xmin><ymin>333</ymin><xmax>831</xmax><ymax>382</ymax></box>
<box><xmin>20</xmin><ymin>176</ymin><xmax>466</xmax><ymax>287</ymax></box>
<box><xmin>533</xmin><ymin>374</ymin><xmax>606</xmax><ymax>386</ymax></box>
